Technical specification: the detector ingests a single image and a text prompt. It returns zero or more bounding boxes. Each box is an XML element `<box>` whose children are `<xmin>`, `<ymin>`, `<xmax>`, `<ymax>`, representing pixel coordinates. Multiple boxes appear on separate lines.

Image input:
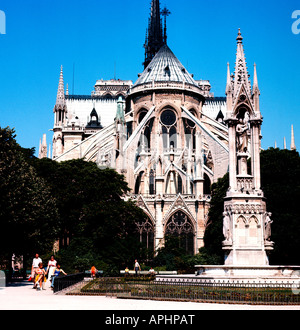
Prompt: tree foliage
<box><xmin>2</xmin><ymin>126</ymin><xmax>299</xmax><ymax>274</ymax></box>
<box><xmin>152</xmin><ymin>236</ymin><xmax>222</xmax><ymax>273</ymax></box>
<box><xmin>0</xmin><ymin>127</ymin><xmax>59</xmax><ymax>267</ymax></box>
<box><xmin>260</xmin><ymin>148</ymin><xmax>300</xmax><ymax>265</ymax></box>
<box><xmin>204</xmin><ymin>148</ymin><xmax>300</xmax><ymax>266</ymax></box>
<box><xmin>31</xmin><ymin>158</ymin><xmax>147</xmax><ymax>274</ymax></box>
<box><xmin>203</xmin><ymin>173</ymin><xmax>229</xmax><ymax>263</ymax></box>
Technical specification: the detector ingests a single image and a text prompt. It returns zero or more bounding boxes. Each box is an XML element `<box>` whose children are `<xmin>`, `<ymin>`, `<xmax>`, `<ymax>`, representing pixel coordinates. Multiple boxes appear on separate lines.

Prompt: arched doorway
<box><xmin>165</xmin><ymin>211</ymin><xmax>195</xmax><ymax>255</ymax></box>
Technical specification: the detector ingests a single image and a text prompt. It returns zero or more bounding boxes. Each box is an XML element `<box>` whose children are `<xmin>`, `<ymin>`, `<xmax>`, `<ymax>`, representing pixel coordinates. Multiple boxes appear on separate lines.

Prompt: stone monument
<box><xmin>190</xmin><ymin>31</ymin><xmax>300</xmax><ymax>282</ymax></box>
<box><xmin>222</xmin><ymin>29</ymin><xmax>274</xmax><ymax>265</ymax></box>
<box><xmin>156</xmin><ymin>30</ymin><xmax>300</xmax><ymax>284</ymax></box>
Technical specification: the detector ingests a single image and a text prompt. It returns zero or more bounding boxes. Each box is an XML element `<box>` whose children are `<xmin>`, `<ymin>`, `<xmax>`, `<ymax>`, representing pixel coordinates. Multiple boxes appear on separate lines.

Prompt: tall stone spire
<box><xmin>115</xmin><ymin>96</ymin><xmax>126</xmax><ymax>125</ymax></box>
<box><xmin>233</xmin><ymin>29</ymin><xmax>251</xmax><ymax>98</ymax></box>
<box><xmin>252</xmin><ymin>63</ymin><xmax>260</xmax><ymax>113</ymax></box>
<box><xmin>225</xmin><ymin>62</ymin><xmax>233</xmax><ymax>113</ymax></box>
<box><xmin>56</xmin><ymin>65</ymin><xmax>65</xmax><ymax>106</ymax></box>
<box><xmin>143</xmin><ymin>0</ymin><xmax>165</xmax><ymax>69</ymax></box>
<box><xmin>114</xmin><ymin>96</ymin><xmax>126</xmax><ymax>171</ymax></box>
<box><xmin>53</xmin><ymin>65</ymin><xmax>67</xmax><ymax>159</ymax></box>
<box><xmin>253</xmin><ymin>63</ymin><xmax>259</xmax><ymax>92</ymax></box>
<box><xmin>53</xmin><ymin>65</ymin><xmax>67</xmax><ymax>126</ymax></box>
<box><xmin>291</xmin><ymin>125</ymin><xmax>296</xmax><ymax>150</ymax></box>
<box><xmin>226</xmin><ymin>62</ymin><xmax>232</xmax><ymax>94</ymax></box>
<box><xmin>38</xmin><ymin>134</ymin><xmax>47</xmax><ymax>159</ymax></box>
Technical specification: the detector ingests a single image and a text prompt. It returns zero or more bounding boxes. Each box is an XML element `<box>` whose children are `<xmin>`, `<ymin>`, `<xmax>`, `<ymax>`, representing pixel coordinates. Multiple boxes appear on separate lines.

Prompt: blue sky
<box><xmin>0</xmin><ymin>0</ymin><xmax>299</xmax><ymax>154</ymax></box>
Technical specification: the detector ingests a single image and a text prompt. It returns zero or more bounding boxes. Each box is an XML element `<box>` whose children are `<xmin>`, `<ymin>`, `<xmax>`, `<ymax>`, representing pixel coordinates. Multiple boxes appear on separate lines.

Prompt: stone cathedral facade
<box><xmin>39</xmin><ymin>1</ymin><xmax>278</xmax><ymax>256</ymax></box>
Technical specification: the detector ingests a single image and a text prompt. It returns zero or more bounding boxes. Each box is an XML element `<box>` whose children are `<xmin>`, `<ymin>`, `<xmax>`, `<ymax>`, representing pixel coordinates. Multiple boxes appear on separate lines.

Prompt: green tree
<box><xmin>260</xmin><ymin>148</ymin><xmax>300</xmax><ymax>265</ymax></box>
<box><xmin>203</xmin><ymin>149</ymin><xmax>300</xmax><ymax>266</ymax></box>
<box><xmin>153</xmin><ymin>236</ymin><xmax>222</xmax><ymax>272</ymax></box>
<box><xmin>0</xmin><ymin>127</ymin><xmax>59</xmax><ymax>269</ymax></box>
<box><xmin>31</xmin><ymin>158</ymin><xmax>147</xmax><ymax>274</ymax></box>
<box><xmin>203</xmin><ymin>173</ymin><xmax>229</xmax><ymax>263</ymax></box>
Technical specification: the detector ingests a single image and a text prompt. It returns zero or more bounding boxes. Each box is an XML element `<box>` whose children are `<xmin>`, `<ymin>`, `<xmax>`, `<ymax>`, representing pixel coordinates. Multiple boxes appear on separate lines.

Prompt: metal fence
<box><xmin>77</xmin><ymin>278</ymin><xmax>300</xmax><ymax>305</ymax></box>
<box><xmin>53</xmin><ymin>275</ymin><xmax>300</xmax><ymax>305</ymax></box>
<box><xmin>53</xmin><ymin>273</ymin><xmax>85</xmax><ymax>293</ymax></box>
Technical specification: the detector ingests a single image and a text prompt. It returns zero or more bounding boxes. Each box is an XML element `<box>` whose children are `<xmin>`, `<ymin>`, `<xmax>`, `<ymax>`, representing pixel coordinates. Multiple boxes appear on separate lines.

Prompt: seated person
<box><xmin>149</xmin><ymin>267</ymin><xmax>155</xmax><ymax>275</ymax></box>
<box><xmin>125</xmin><ymin>267</ymin><xmax>129</xmax><ymax>277</ymax></box>
<box><xmin>35</xmin><ymin>263</ymin><xmax>46</xmax><ymax>290</ymax></box>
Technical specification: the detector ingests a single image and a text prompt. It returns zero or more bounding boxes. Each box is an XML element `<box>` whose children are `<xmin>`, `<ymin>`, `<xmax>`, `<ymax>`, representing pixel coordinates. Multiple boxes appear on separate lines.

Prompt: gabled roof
<box><xmin>134</xmin><ymin>45</ymin><xmax>198</xmax><ymax>87</ymax></box>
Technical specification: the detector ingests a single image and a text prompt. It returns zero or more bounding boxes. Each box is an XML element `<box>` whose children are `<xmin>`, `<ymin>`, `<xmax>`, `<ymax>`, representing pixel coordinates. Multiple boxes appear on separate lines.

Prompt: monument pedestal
<box><xmin>191</xmin><ymin>265</ymin><xmax>300</xmax><ymax>284</ymax></box>
<box><xmin>155</xmin><ymin>265</ymin><xmax>300</xmax><ymax>285</ymax></box>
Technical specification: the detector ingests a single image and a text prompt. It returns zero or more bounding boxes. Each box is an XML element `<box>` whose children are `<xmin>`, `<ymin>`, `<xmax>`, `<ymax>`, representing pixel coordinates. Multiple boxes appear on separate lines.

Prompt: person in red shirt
<box><xmin>90</xmin><ymin>266</ymin><xmax>98</xmax><ymax>279</ymax></box>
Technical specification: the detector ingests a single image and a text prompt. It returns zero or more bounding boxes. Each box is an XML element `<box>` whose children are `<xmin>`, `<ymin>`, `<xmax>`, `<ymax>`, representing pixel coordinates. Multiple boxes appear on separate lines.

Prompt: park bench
<box><xmin>119</xmin><ymin>270</ymin><xmax>178</xmax><ymax>276</ymax></box>
<box><xmin>84</xmin><ymin>270</ymin><xmax>104</xmax><ymax>278</ymax></box>
<box><xmin>120</xmin><ymin>270</ymin><xmax>157</xmax><ymax>276</ymax></box>
<box><xmin>157</xmin><ymin>271</ymin><xmax>178</xmax><ymax>275</ymax></box>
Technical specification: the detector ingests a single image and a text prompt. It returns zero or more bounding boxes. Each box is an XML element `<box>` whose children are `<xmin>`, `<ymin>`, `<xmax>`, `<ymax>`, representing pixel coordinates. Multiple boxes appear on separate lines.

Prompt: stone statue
<box><xmin>236</xmin><ymin>115</ymin><xmax>250</xmax><ymax>153</ymax></box>
<box><xmin>223</xmin><ymin>212</ymin><xmax>232</xmax><ymax>242</ymax></box>
<box><xmin>264</xmin><ymin>212</ymin><xmax>273</xmax><ymax>241</ymax></box>
<box><xmin>244</xmin><ymin>111</ymin><xmax>250</xmax><ymax>130</ymax></box>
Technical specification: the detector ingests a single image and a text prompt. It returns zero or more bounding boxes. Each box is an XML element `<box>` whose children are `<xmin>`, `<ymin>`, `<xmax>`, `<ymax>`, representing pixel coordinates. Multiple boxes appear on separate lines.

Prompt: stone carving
<box><xmin>264</xmin><ymin>212</ymin><xmax>273</xmax><ymax>241</ymax></box>
<box><xmin>236</xmin><ymin>113</ymin><xmax>250</xmax><ymax>153</ymax></box>
<box><xmin>223</xmin><ymin>212</ymin><xmax>232</xmax><ymax>243</ymax></box>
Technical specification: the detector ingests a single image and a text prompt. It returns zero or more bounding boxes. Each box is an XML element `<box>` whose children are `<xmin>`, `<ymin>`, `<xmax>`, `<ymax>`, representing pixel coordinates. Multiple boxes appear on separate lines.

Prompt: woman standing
<box><xmin>46</xmin><ymin>255</ymin><xmax>57</xmax><ymax>282</ymax></box>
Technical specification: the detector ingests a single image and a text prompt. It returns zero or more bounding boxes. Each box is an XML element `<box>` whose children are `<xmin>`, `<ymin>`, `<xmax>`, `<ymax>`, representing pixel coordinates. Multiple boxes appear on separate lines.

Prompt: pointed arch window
<box><xmin>165</xmin><ymin>211</ymin><xmax>195</xmax><ymax>254</ymax></box>
<box><xmin>149</xmin><ymin>169</ymin><xmax>155</xmax><ymax>195</ymax></box>
<box><xmin>160</xmin><ymin>109</ymin><xmax>177</xmax><ymax>151</ymax></box>
<box><xmin>184</xmin><ymin>117</ymin><xmax>196</xmax><ymax>150</ymax></box>
<box><xmin>135</xmin><ymin>171</ymin><xmax>144</xmax><ymax>194</ymax></box>
<box><xmin>136</xmin><ymin>217</ymin><xmax>155</xmax><ymax>253</ymax></box>
<box><xmin>137</xmin><ymin>114</ymin><xmax>154</xmax><ymax>152</ymax></box>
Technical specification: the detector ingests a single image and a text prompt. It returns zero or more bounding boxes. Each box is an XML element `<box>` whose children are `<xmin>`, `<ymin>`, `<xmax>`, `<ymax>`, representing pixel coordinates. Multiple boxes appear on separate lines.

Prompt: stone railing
<box><xmin>129</xmin><ymin>81</ymin><xmax>204</xmax><ymax>96</ymax></box>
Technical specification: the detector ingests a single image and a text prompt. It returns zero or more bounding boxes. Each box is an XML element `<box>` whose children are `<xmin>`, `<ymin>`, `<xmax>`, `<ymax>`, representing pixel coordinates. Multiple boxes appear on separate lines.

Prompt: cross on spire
<box><xmin>143</xmin><ymin>0</ymin><xmax>170</xmax><ymax>69</ymax></box>
<box><xmin>161</xmin><ymin>6</ymin><xmax>171</xmax><ymax>44</ymax></box>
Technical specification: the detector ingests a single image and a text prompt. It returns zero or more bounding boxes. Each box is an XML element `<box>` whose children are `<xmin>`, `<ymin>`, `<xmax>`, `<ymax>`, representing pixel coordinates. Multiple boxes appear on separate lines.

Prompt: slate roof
<box><xmin>134</xmin><ymin>45</ymin><xmax>198</xmax><ymax>87</ymax></box>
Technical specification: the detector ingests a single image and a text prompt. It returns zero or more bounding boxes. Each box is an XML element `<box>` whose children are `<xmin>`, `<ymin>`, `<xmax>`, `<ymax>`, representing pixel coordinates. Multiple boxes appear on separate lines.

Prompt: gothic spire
<box><xmin>54</xmin><ymin>65</ymin><xmax>67</xmax><ymax>127</ymax></box>
<box><xmin>253</xmin><ymin>63</ymin><xmax>259</xmax><ymax>92</ymax></box>
<box><xmin>226</xmin><ymin>62</ymin><xmax>232</xmax><ymax>94</ymax></box>
<box><xmin>38</xmin><ymin>134</ymin><xmax>47</xmax><ymax>159</ymax></box>
<box><xmin>252</xmin><ymin>63</ymin><xmax>260</xmax><ymax>113</ymax></box>
<box><xmin>233</xmin><ymin>29</ymin><xmax>251</xmax><ymax>97</ymax></box>
<box><xmin>143</xmin><ymin>0</ymin><xmax>165</xmax><ymax>69</ymax></box>
<box><xmin>115</xmin><ymin>96</ymin><xmax>125</xmax><ymax>125</ymax></box>
<box><xmin>56</xmin><ymin>65</ymin><xmax>65</xmax><ymax>107</ymax></box>
<box><xmin>291</xmin><ymin>125</ymin><xmax>296</xmax><ymax>150</ymax></box>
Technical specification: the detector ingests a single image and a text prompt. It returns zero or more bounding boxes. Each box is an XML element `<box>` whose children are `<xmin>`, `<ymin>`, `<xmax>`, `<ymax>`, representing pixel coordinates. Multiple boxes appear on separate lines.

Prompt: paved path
<box><xmin>0</xmin><ymin>281</ymin><xmax>299</xmax><ymax>310</ymax></box>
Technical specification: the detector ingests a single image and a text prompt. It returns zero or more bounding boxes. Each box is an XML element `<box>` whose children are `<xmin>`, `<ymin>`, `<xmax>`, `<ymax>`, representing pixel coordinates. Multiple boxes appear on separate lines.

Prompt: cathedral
<box><xmin>38</xmin><ymin>1</ymin><xmax>295</xmax><ymax>256</ymax></box>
